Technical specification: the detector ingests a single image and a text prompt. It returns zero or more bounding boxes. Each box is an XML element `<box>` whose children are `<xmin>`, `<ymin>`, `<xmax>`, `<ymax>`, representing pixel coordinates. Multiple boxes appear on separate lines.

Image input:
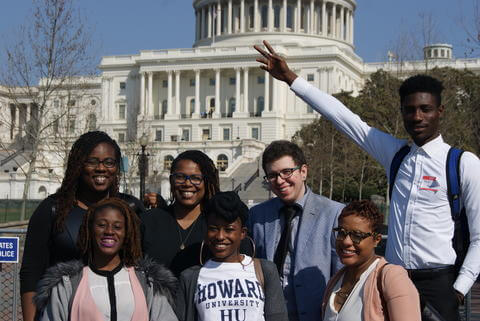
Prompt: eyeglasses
<box><xmin>84</xmin><ymin>158</ymin><xmax>117</xmax><ymax>168</ymax></box>
<box><xmin>263</xmin><ymin>166</ymin><xmax>300</xmax><ymax>182</ymax></box>
<box><xmin>332</xmin><ymin>227</ymin><xmax>377</xmax><ymax>245</ymax></box>
<box><xmin>170</xmin><ymin>173</ymin><xmax>204</xmax><ymax>185</ymax></box>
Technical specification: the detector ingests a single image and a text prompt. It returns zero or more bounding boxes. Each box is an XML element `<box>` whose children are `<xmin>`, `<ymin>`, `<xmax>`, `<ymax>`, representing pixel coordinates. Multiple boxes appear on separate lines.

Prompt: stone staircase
<box><xmin>220</xmin><ymin>157</ymin><xmax>272</xmax><ymax>206</ymax></box>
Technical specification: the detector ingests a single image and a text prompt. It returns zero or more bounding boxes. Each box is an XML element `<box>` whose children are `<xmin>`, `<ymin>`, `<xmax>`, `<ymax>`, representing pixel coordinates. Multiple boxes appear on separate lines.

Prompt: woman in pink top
<box><xmin>33</xmin><ymin>198</ymin><xmax>178</xmax><ymax>321</ymax></box>
<box><xmin>322</xmin><ymin>200</ymin><xmax>421</xmax><ymax>321</ymax></box>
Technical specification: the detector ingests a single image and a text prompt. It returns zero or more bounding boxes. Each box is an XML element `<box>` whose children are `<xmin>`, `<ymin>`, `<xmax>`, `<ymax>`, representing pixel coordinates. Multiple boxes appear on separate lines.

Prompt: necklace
<box><xmin>176</xmin><ymin>216</ymin><xmax>199</xmax><ymax>250</ymax></box>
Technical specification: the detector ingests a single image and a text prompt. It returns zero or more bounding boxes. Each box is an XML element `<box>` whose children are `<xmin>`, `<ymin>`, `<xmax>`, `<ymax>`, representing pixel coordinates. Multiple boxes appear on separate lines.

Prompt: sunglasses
<box><xmin>332</xmin><ymin>227</ymin><xmax>377</xmax><ymax>245</ymax></box>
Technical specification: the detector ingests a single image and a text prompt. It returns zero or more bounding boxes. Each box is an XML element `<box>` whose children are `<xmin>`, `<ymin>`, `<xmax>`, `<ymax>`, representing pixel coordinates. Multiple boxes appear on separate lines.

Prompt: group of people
<box><xmin>18</xmin><ymin>40</ymin><xmax>480</xmax><ymax>321</ymax></box>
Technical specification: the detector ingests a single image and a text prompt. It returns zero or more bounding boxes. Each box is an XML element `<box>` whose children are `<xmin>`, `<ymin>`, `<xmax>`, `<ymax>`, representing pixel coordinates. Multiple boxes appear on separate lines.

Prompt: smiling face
<box><xmin>171</xmin><ymin>159</ymin><xmax>206</xmax><ymax>210</ymax></box>
<box><xmin>206</xmin><ymin>215</ymin><xmax>246</xmax><ymax>263</ymax></box>
<box><xmin>335</xmin><ymin>214</ymin><xmax>380</xmax><ymax>268</ymax></box>
<box><xmin>92</xmin><ymin>207</ymin><xmax>126</xmax><ymax>265</ymax></box>
<box><xmin>401</xmin><ymin>92</ymin><xmax>444</xmax><ymax>146</ymax></box>
<box><xmin>265</xmin><ymin>156</ymin><xmax>307</xmax><ymax>204</ymax></box>
<box><xmin>81</xmin><ymin>142</ymin><xmax>118</xmax><ymax>195</ymax></box>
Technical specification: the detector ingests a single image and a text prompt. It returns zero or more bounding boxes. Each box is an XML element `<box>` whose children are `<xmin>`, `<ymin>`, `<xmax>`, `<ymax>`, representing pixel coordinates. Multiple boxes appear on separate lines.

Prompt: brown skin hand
<box><xmin>21</xmin><ymin>292</ymin><xmax>36</xmax><ymax>321</ymax></box>
<box><xmin>254</xmin><ymin>40</ymin><xmax>298</xmax><ymax>86</ymax></box>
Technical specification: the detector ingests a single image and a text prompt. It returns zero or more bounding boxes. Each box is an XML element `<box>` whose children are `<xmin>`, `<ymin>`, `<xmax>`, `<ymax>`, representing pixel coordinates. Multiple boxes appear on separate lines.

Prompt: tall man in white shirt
<box><xmin>254</xmin><ymin>40</ymin><xmax>480</xmax><ymax>321</ymax></box>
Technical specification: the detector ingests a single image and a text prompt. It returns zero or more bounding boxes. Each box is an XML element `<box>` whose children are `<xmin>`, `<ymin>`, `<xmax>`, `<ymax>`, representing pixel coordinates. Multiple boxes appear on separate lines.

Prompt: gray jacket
<box><xmin>175</xmin><ymin>258</ymin><xmax>288</xmax><ymax>321</ymax></box>
<box><xmin>34</xmin><ymin>258</ymin><xmax>178</xmax><ymax>321</ymax></box>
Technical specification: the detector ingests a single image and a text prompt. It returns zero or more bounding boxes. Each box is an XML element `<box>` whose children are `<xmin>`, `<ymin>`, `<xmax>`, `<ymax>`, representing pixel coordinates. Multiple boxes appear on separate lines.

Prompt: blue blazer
<box><xmin>247</xmin><ymin>190</ymin><xmax>344</xmax><ymax>321</ymax></box>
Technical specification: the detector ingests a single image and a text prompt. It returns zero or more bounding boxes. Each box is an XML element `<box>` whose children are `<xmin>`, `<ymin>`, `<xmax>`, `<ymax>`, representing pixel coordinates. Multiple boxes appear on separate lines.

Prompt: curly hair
<box><xmin>338</xmin><ymin>200</ymin><xmax>384</xmax><ymax>233</ymax></box>
<box><xmin>55</xmin><ymin>131</ymin><xmax>122</xmax><ymax>231</ymax></box>
<box><xmin>399</xmin><ymin>74</ymin><xmax>444</xmax><ymax>106</ymax></box>
<box><xmin>77</xmin><ymin>197</ymin><xmax>142</xmax><ymax>267</ymax></box>
<box><xmin>205</xmin><ymin>191</ymin><xmax>249</xmax><ymax>227</ymax></box>
<box><xmin>261</xmin><ymin>140</ymin><xmax>307</xmax><ymax>173</ymax></box>
<box><xmin>170</xmin><ymin>150</ymin><xmax>220</xmax><ymax>206</ymax></box>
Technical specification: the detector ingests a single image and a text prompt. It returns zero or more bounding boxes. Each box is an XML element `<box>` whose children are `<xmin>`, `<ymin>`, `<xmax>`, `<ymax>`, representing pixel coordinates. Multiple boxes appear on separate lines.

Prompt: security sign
<box><xmin>0</xmin><ymin>237</ymin><xmax>19</xmax><ymax>263</ymax></box>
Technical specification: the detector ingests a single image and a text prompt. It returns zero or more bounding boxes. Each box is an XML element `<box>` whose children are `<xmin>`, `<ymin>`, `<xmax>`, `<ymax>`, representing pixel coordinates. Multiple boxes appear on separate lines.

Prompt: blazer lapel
<box><xmin>264</xmin><ymin>199</ymin><xmax>283</xmax><ymax>260</ymax></box>
<box><xmin>294</xmin><ymin>192</ymin><xmax>320</xmax><ymax>271</ymax></box>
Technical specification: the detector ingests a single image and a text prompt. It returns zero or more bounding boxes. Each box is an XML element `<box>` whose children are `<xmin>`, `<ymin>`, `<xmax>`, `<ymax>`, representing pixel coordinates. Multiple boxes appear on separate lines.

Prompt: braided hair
<box><xmin>77</xmin><ymin>197</ymin><xmax>142</xmax><ymax>267</ymax></box>
<box><xmin>170</xmin><ymin>150</ymin><xmax>220</xmax><ymax>207</ymax></box>
<box><xmin>55</xmin><ymin>131</ymin><xmax>122</xmax><ymax>231</ymax></box>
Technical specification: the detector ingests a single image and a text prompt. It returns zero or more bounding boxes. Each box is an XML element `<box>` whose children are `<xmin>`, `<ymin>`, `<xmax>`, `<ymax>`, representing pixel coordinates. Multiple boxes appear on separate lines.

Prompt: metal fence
<box><xmin>0</xmin><ymin>228</ymin><xmax>25</xmax><ymax>321</ymax></box>
<box><xmin>0</xmin><ymin>200</ymin><xmax>41</xmax><ymax>223</ymax></box>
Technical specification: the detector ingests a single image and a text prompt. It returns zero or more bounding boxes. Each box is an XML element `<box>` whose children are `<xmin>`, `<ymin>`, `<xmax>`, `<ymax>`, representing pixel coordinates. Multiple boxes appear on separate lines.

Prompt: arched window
<box><xmin>274</xmin><ymin>6</ymin><xmax>280</xmax><ymax>28</ymax></box>
<box><xmin>162</xmin><ymin>100</ymin><xmax>168</xmax><ymax>116</ymax></box>
<box><xmin>210</xmin><ymin>98</ymin><xmax>215</xmax><ymax>108</ymax></box>
<box><xmin>87</xmin><ymin>113</ymin><xmax>96</xmax><ymax>131</ymax></box>
<box><xmin>189</xmin><ymin>99</ymin><xmax>195</xmax><ymax>117</ymax></box>
<box><xmin>287</xmin><ymin>6</ymin><xmax>293</xmax><ymax>28</ymax></box>
<box><xmin>217</xmin><ymin>154</ymin><xmax>229</xmax><ymax>171</ymax></box>
<box><xmin>257</xmin><ymin>96</ymin><xmax>264</xmax><ymax>116</ymax></box>
<box><xmin>38</xmin><ymin>186</ymin><xmax>47</xmax><ymax>199</ymax></box>
<box><xmin>249</xmin><ymin>6</ymin><xmax>254</xmax><ymax>29</ymax></box>
<box><xmin>261</xmin><ymin>5</ymin><xmax>268</xmax><ymax>28</ymax></box>
<box><xmin>228</xmin><ymin>97</ymin><xmax>235</xmax><ymax>117</ymax></box>
<box><xmin>164</xmin><ymin>155</ymin><xmax>174</xmax><ymax>171</ymax></box>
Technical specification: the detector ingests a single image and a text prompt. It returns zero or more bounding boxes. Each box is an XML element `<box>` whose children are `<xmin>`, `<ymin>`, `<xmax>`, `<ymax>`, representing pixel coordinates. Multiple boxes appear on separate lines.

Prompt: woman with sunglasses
<box><xmin>142</xmin><ymin>150</ymin><xmax>220</xmax><ymax>276</ymax></box>
<box><xmin>34</xmin><ymin>197</ymin><xmax>177</xmax><ymax>321</ymax></box>
<box><xmin>175</xmin><ymin>191</ymin><xmax>288</xmax><ymax>321</ymax></box>
<box><xmin>322</xmin><ymin>200</ymin><xmax>420</xmax><ymax>321</ymax></box>
<box><xmin>20</xmin><ymin>131</ymin><xmax>144</xmax><ymax>321</ymax></box>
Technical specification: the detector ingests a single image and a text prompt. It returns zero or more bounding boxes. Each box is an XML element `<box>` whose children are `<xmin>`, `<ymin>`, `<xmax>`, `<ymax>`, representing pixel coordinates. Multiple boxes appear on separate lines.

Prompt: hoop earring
<box><xmin>240</xmin><ymin>236</ymin><xmax>256</xmax><ymax>267</ymax></box>
<box><xmin>199</xmin><ymin>240</ymin><xmax>206</xmax><ymax>266</ymax></box>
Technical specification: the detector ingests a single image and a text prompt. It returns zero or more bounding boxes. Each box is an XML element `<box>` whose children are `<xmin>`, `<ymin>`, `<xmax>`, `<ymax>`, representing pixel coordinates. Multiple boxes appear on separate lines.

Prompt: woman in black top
<box><xmin>142</xmin><ymin>150</ymin><xmax>220</xmax><ymax>275</ymax></box>
<box><xmin>20</xmin><ymin>131</ymin><xmax>144</xmax><ymax>321</ymax></box>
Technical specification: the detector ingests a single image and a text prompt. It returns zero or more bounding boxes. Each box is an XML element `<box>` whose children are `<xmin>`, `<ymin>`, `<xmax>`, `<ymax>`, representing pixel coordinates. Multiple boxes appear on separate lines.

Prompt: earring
<box><xmin>199</xmin><ymin>240</ymin><xmax>206</xmax><ymax>266</ymax></box>
<box><xmin>240</xmin><ymin>236</ymin><xmax>256</xmax><ymax>267</ymax></box>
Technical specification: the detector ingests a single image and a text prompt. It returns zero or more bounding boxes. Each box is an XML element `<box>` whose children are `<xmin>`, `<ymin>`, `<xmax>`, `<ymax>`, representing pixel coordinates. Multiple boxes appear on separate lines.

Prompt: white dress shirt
<box><xmin>290</xmin><ymin>76</ymin><xmax>480</xmax><ymax>295</ymax></box>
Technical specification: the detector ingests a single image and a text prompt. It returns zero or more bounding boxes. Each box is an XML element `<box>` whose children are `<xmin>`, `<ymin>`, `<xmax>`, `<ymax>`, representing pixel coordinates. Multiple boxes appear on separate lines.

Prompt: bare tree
<box><xmin>458</xmin><ymin>0</ymin><xmax>480</xmax><ymax>55</ymax></box>
<box><xmin>1</xmin><ymin>0</ymin><xmax>96</xmax><ymax>219</ymax></box>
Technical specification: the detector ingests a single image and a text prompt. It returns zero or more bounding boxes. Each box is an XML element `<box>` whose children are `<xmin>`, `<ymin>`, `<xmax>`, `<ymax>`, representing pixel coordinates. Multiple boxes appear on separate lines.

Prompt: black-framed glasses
<box><xmin>170</xmin><ymin>173</ymin><xmax>204</xmax><ymax>185</ymax></box>
<box><xmin>332</xmin><ymin>227</ymin><xmax>377</xmax><ymax>245</ymax></box>
<box><xmin>263</xmin><ymin>166</ymin><xmax>301</xmax><ymax>182</ymax></box>
<box><xmin>84</xmin><ymin>157</ymin><xmax>117</xmax><ymax>168</ymax></box>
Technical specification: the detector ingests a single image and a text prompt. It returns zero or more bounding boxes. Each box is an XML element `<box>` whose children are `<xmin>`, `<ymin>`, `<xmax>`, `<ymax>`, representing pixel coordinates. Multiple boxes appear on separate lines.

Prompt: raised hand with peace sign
<box><xmin>254</xmin><ymin>40</ymin><xmax>298</xmax><ymax>86</ymax></box>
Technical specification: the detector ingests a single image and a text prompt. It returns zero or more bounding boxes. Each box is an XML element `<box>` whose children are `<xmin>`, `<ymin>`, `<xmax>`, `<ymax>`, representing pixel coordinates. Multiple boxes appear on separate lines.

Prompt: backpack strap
<box><xmin>253</xmin><ymin>258</ymin><xmax>265</xmax><ymax>292</ymax></box>
<box><xmin>389</xmin><ymin>145</ymin><xmax>411</xmax><ymax>200</ymax></box>
<box><xmin>446</xmin><ymin>147</ymin><xmax>464</xmax><ymax>220</ymax></box>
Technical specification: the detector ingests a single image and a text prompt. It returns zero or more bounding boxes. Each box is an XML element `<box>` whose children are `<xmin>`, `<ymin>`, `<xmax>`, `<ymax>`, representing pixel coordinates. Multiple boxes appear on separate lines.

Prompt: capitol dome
<box><xmin>192</xmin><ymin>0</ymin><xmax>356</xmax><ymax>49</ymax></box>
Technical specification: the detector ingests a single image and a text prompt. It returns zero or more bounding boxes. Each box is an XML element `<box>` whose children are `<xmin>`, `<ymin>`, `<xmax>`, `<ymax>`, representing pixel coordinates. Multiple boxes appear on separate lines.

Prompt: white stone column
<box><xmin>235</xmin><ymin>68</ymin><xmax>241</xmax><ymax>113</ymax></box>
<box><xmin>207</xmin><ymin>5</ymin><xmax>212</xmax><ymax>37</ymax></box>
<box><xmin>148</xmin><ymin>72</ymin><xmax>153</xmax><ymax>116</ymax></box>
<box><xmin>139</xmin><ymin>73</ymin><xmax>145</xmax><ymax>116</ymax></box>
<box><xmin>350</xmin><ymin>10</ymin><xmax>354</xmax><ymax>43</ymax></box>
<box><xmin>217</xmin><ymin>2</ymin><xmax>222</xmax><ymax>36</ymax></box>
<box><xmin>167</xmin><ymin>71</ymin><xmax>173</xmax><ymax>115</ymax></box>
<box><xmin>243</xmin><ymin>67</ymin><xmax>249</xmax><ymax>113</ymax></box>
<box><xmin>268</xmin><ymin>0</ymin><xmax>273</xmax><ymax>31</ymax></box>
<box><xmin>296</xmin><ymin>0</ymin><xmax>301</xmax><ymax>32</ymax></box>
<box><xmin>264</xmin><ymin>71</ymin><xmax>270</xmax><ymax>112</ymax></box>
<box><xmin>254</xmin><ymin>0</ymin><xmax>259</xmax><ymax>32</ymax></box>
<box><xmin>214</xmin><ymin>69</ymin><xmax>221</xmax><ymax>118</ymax></box>
<box><xmin>240</xmin><ymin>0</ymin><xmax>245</xmax><ymax>32</ymax></box>
<box><xmin>102</xmin><ymin>77</ymin><xmax>110</xmax><ymax>119</ymax></box>
<box><xmin>175</xmin><ymin>70</ymin><xmax>181</xmax><ymax>116</ymax></box>
<box><xmin>322</xmin><ymin>1</ymin><xmax>327</xmax><ymax>35</ymax></box>
<box><xmin>346</xmin><ymin>9</ymin><xmax>350</xmax><ymax>42</ymax></box>
<box><xmin>310</xmin><ymin>0</ymin><xmax>315</xmax><ymax>34</ymax></box>
<box><xmin>332</xmin><ymin>3</ymin><xmax>336</xmax><ymax>38</ymax></box>
<box><xmin>340</xmin><ymin>6</ymin><xmax>344</xmax><ymax>40</ymax></box>
<box><xmin>194</xmin><ymin>69</ymin><xmax>201</xmax><ymax>118</ymax></box>
<box><xmin>228</xmin><ymin>0</ymin><xmax>233</xmax><ymax>34</ymax></box>
<box><xmin>282</xmin><ymin>0</ymin><xmax>287</xmax><ymax>31</ymax></box>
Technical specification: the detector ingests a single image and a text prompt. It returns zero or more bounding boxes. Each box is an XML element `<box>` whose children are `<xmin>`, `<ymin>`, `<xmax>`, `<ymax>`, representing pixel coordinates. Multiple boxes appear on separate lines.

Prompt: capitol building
<box><xmin>1</xmin><ymin>0</ymin><xmax>480</xmax><ymax>203</ymax></box>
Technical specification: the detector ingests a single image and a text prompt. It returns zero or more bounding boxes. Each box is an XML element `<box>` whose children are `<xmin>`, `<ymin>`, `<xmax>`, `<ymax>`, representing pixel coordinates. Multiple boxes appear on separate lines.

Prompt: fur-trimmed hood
<box><xmin>34</xmin><ymin>257</ymin><xmax>177</xmax><ymax>312</ymax></box>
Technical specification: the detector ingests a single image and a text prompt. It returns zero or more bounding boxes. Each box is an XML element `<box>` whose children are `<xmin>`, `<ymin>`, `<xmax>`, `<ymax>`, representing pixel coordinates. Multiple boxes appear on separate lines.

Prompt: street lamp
<box><xmin>138</xmin><ymin>133</ymin><xmax>149</xmax><ymax>201</ymax></box>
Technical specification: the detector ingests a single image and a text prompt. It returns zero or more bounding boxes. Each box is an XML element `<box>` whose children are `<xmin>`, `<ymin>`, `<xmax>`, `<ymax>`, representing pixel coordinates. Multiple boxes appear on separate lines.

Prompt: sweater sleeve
<box><xmin>150</xmin><ymin>292</ymin><xmax>179</xmax><ymax>321</ymax></box>
<box><xmin>20</xmin><ymin>196</ymin><xmax>56</xmax><ymax>294</ymax></box>
<box><xmin>261</xmin><ymin>259</ymin><xmax>289</xmax><ymax>321</ymax></box>
<box><xmin>39</xmin><ymin>277</ymin><xmax>71</xmax><ymax>321</ymax></box>
<box><xmin>382</xmin><ymin>265</ymin><xmax>421</xmax><ymax>321</ymax></box>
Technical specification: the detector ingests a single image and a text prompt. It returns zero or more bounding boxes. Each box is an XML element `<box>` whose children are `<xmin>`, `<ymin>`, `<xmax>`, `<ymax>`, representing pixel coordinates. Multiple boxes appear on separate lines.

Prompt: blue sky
<box><xmin>0</xmin><ymin>0</ymin><xmax>477</xmax><ymax>63</ymax></box>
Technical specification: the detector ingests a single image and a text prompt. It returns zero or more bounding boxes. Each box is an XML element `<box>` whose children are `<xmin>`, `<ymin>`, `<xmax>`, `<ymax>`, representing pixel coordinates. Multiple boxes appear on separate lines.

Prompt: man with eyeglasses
<box><xmin>247</xmin><ymin>140</ymin><xmax>344</xmax><ymax>321</ymax></box>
